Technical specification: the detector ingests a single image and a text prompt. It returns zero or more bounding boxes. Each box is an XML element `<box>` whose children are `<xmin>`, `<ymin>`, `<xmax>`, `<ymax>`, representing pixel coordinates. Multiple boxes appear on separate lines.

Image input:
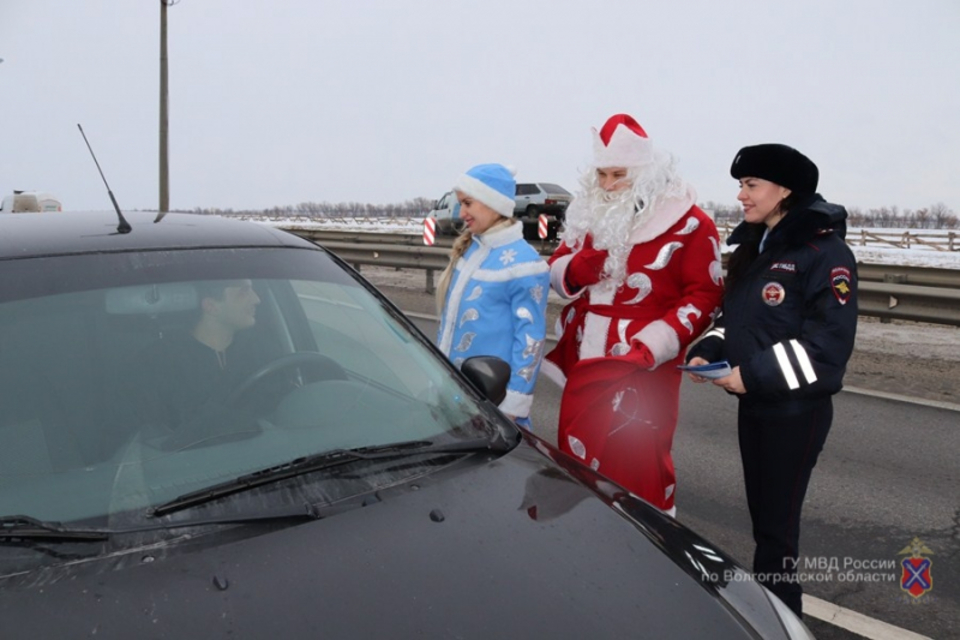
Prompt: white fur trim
<box><xmin>549</xmin><ymin>254</ymin><xmax>581</xmax><ymax>299</ymax></box>
<box><xmin>455</xmin><ymin>175</ymin><xmax>515</xmax><ymax>218</ymax></box>
<box><xmin>472</xmin><ymin>260</ymin><xmax>548</xmax><ymax>282</ymax></box>
<box><xmin>632</xmin><ymin>320</ymin><xmax>680</xmax><ymax>367</ymax></box>
<box><xmin>626</xmin><ymin>187</ymin><xmax>698</xmax><ymax>245</ymax></box>
<box><xmin>579</xmin><ymin>312</ymin><xmax>611</xmax><ymax>359</ymax></box>
<box><xmin>478</xmin><ymin>221</ymin><xmax>523</xmax><ymax>247</ymax></box>
<box><xmin>577</xmin><ymin>281</ymin><xmax>615</xmax><ymax>359</ymax></box>
<box><xmin>539</xmin><ymin>359</ymin><xmax>567</xmax><ymax>388</ymax></box>
<box><xmin>592</xmin><ymin>126</ymin><xmax>655</xmax><ymax>168</ymax></box>
<box><xmin>438</xmin><ymin>240</ymin><xmax>490</xmax><ymax>354</ymax></box>
<box><xmin>499</xmin><ymin>389</ymin><xmax>533</xmax><ymax>417</ymax></box>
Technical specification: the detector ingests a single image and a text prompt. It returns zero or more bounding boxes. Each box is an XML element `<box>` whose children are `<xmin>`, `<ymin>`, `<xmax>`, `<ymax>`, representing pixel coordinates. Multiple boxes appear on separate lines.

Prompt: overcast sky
<box><xmin>1</xmin><ymin>1</ymin><xmax>958</xmax><ymax>214</ymax></box>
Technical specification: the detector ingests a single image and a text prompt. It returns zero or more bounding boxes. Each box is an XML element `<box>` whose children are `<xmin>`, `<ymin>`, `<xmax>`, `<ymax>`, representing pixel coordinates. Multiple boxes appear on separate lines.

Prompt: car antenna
<box><xmin>77</xmin><ymin>123</ymin><xmax>132</xmax><ymax>234</ymax></box>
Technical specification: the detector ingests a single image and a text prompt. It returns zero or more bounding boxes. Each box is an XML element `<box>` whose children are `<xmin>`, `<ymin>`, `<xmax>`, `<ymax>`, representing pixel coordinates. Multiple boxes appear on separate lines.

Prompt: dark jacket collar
<box><xmin>727</xmin><ymin>193</ymin><xmax>848</xmax><ymax>250</ymax></box>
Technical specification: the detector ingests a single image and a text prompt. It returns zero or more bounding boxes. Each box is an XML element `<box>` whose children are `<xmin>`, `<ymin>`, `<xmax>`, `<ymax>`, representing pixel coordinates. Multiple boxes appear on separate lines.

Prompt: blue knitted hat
<box><xmin>453</xmin><ymin>163</ymin><xmax>517</xmax><ymax>218</ymax></box>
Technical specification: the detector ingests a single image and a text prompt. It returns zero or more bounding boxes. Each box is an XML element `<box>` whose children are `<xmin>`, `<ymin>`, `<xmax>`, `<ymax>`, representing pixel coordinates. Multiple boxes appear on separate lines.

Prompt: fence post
<box><xmin>860</xmin><ymin>229</ymin><xmax>867</xmax><ymax>246</ymax></box>
<box><xmin>950</xmin><ymin>232</ymin><xmax>956</xmax><ymax>252</ymax></box>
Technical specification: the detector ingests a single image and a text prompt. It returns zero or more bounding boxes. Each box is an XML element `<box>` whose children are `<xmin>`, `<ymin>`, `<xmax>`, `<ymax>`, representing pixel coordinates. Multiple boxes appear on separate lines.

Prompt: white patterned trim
<box><xmin>578</xmin><ymin>281</ymin><xmax>615</xmax><ymax>360</ymax></box>
<box><xmin>471</xmin><ymin>260</ymin><xmax>549</xmax><ymax>282</ymax></box>
<box><xmin>703</xmin><ymin>327</ymin><xmax>725</xmax><ymax>340</ymax></box>
<box><xmin>579</xmin><ymin>313</ymin><xmax>610</xmax><ymax>360</ymax></box>
<box><xmin>626</xmin><ymin>188</ymin><xmax>697</xmax><ymax>245</ymax></box>
<box><xmin>438</xmin><ymin>240</ymin><xmax>490</xmax><ymax>355</ymax></box>
<box><xmin>455</xmin><ymin>175</ymin><xmax>515</xmax><ymax>218</ymax></box>
<box><xmin>773</xmin><ymin>342</ymin><xmax>800</xmax><ymax>390</ymax></box>
<box><xmin>633</xmin><ymin>320</ymin><xmax>680</xmax><ymax>367</ymax></box>
<box><xmin>500</xmin><ymin>389</ymin><xmax>533</xmax><ymax>417</ymax></box>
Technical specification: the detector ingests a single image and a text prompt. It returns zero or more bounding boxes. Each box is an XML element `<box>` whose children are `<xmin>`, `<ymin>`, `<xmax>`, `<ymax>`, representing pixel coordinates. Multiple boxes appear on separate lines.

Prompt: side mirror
<box><xmin>460</xmin><ymin>356</ymin><xmax>510</xmax><ymax>406</ymax></box>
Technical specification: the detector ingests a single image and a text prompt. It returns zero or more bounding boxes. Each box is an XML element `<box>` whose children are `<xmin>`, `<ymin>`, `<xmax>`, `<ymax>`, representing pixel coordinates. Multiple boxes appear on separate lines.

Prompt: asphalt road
<box><xmin>406</xmin><ymin>312</ymin><xmax>957</xmax><ymax>640</ymax></box>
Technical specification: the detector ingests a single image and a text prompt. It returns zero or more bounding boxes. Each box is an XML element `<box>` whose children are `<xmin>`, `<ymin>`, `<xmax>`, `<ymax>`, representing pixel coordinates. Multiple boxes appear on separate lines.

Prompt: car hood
<box><xmin>0</xmin><ymin>436</ymin><xmax>785</xmax><ymax>639</ymax></box>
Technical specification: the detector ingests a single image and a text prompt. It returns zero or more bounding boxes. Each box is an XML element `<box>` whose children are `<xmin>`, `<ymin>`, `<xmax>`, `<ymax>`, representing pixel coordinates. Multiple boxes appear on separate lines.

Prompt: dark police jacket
<box><xmin>688</xmin><ymin>194</ymin><xmax>858</xmax><ymax>416</ymax></box>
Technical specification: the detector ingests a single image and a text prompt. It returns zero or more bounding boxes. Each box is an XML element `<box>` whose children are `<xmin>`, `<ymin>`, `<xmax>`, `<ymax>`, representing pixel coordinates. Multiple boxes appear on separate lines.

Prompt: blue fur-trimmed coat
<box><xmin>437</xmin><ymin>223</ymin><xmax>550</xmax><ymax>419</ymax></box>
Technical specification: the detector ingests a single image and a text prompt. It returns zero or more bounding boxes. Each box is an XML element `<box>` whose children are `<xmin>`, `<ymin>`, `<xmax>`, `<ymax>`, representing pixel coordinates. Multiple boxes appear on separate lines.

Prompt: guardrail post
<box><xmin>425</xmin><ymin>269</ymin><xmax>435</xmax><ymax>294</ymax></box>
<box><xmin>950</xmin><ymin>232</ymin><xmax>956</xmax><ymax>252</ymax></box>
<box><xmin>880</xmin><ymin>274</ymin><xmax>907</xmax><ymax>324</ymax></box>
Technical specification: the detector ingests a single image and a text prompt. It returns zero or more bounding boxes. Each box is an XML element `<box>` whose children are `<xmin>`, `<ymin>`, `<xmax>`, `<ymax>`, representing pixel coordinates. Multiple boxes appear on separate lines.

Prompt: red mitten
<box><xmin>566</xmin><ymin>245</ymin><xmax>609</xmax><ymax>290</ymax></box>
<box><xmin>620</xmin><ymin>341</ymin><xmax>656</xmax><ymax>369</ymax></box>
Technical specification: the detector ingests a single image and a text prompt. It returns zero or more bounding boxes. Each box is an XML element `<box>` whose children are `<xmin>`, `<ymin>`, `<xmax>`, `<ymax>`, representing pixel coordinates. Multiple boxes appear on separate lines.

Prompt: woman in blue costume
<box><xmin>436</xmin><ymin>164</ymin><xmax>550</xmax><ymax>430</ymax></box>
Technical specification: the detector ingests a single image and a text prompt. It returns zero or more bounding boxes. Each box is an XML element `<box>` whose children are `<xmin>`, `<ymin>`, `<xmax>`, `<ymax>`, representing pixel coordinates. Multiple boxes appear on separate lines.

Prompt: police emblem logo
<box><xmin>898</xmin><ymin>537</ymin><xmax>933</xmax><ymax>599</ymax></box>
<box><xmin>831</xmin><ymin>266</ymin><xmax>853</xmax><ymax>305</ymax></box>
<box><xmin>761</xmin><ymin>282</ymin><xmax>786</xmax><ymax>306</ymax></box>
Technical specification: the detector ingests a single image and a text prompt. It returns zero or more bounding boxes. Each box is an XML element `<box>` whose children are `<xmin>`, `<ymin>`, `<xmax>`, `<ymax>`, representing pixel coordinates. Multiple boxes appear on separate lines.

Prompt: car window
<box><xmin>0</xmin><ymin>247</ymin><xmax>493</xmax><ymax>526</ymax></box>
<box><xmin>540</xmin><ymin>184</ymin><xmax>571</xmax><ymax>195</ymax></box>
<box><xmin>516</xmin><ymin>184</ymin><xmax>538</xmax><ymax>196</ymax></box>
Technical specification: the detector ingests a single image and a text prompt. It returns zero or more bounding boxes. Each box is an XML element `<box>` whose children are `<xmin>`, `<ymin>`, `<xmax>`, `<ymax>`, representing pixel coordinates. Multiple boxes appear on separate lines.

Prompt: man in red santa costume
<box><xmin>541</xmin><ymin>113</ymin><xmax>723</xmax><ymax>516</ymax></box>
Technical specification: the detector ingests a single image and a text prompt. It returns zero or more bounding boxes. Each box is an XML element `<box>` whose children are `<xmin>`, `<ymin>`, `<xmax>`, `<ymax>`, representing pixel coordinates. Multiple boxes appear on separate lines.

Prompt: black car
<box><xmin>0</xmin><ymin>211</ymin><xmax>813</xmax><ymax>639</ymax></box>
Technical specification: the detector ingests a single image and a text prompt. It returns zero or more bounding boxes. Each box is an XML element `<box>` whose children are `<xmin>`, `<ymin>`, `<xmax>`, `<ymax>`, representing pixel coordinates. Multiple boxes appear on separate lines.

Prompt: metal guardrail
<box><xmin>287</xmin><ymin>228</ymin><xmax>960</xmax><ymax>327</ymax></box>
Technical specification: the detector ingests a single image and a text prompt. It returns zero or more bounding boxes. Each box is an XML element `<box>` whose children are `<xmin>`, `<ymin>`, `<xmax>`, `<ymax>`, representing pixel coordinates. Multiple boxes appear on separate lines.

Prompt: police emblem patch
<box><xmin>830</xmin><ymin>266</ymin><xmax>852</xmax><ymax>305</ymax></box>
<box><xmin>762</xmin><ymin>282</ymin><xmax>786</xmax><ymax>306</ymax></box>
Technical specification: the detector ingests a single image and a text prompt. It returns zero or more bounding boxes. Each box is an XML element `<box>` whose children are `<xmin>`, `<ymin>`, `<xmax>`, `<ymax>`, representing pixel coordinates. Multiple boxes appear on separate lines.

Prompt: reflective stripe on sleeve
<box><xmin>789</xmin><ymin>339</ymin><xmax>818</xmax><ymax>385</ymax></box>
<box><xmin>773</xmin><ymin>342</ymin><xmax>800</xmax><ymax>390</ymax></box>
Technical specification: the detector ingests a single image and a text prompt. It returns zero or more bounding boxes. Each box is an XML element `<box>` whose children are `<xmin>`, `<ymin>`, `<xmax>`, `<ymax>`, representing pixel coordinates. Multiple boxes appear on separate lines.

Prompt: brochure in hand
<box><xmin>676</xmin><ymin>360</ymin><xmax>732</xmax><ymax>379</ymax></box>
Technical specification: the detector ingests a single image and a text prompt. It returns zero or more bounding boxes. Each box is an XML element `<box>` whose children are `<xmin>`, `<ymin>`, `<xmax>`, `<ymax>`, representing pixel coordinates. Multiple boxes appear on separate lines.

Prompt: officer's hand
<box><xmin>566</xmin><ymin>245</ymin><xmax>609</xmax><ymax>290</ymax></box>
<box><xmin>712</xmin><ymin>366</ymin><xmax>746</xmax><ymax>394</ymax></box>
<box><xmin>685</xmin><ymin>356</ymin><xmax>711</xmax><ymax>383</ymax></box>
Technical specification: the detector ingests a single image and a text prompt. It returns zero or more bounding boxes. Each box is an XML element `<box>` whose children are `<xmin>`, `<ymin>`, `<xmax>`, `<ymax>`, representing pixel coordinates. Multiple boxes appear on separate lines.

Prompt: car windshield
<box><xmin>540</xmin><ymin>184</ymin><xmax>571</xmax><ymax>195</ymax></box>
<box><xmin>0</xmin><ymin>246</ymin><xmax>496</xmax><ymax>526</ymax></box>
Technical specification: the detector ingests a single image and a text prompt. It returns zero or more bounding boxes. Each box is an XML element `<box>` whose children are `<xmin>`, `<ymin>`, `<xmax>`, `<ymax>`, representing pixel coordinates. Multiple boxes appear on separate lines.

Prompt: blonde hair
<box><xmin>435</xmin><ymin>217</ymin><xmax>517</xmax><ymax>312</ymax></box>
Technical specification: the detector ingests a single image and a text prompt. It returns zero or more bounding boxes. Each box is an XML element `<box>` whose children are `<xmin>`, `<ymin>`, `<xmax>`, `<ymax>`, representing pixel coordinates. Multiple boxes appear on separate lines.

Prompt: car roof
<box><xmin>0</xmin><ymin>211</ymin><xmax>317</xmax><ymax>259</ymax></box>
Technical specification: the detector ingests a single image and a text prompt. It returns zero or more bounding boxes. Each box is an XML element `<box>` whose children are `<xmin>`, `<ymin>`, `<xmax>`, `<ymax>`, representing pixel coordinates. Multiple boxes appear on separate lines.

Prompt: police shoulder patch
<box><xmin>830</xmin><ymin>266</ymin><xmax>852</xmax><ymax>305</ymax></box>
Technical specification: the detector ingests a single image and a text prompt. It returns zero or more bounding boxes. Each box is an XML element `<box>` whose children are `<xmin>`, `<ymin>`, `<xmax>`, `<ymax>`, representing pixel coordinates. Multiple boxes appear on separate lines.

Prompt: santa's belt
<box><xmin>582</xmin><ymin>303</ymin><xmax>657</xmax><ymax>321</ymax></box>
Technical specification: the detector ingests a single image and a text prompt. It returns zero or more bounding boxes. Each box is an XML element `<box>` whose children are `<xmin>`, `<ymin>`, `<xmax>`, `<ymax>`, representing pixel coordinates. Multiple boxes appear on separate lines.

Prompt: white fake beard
<box><xmin>561</xmin><ymin>155</ymin><xmax>687</xmax><ymax>285</ymax></box>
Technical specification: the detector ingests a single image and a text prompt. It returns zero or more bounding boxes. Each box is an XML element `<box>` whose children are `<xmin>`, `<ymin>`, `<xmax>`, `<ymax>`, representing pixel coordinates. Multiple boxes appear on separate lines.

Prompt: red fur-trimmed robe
<box><xmin>542</xmin><ymin>198</ymin><xmax>723</xmax><ymax>514</ymax></box>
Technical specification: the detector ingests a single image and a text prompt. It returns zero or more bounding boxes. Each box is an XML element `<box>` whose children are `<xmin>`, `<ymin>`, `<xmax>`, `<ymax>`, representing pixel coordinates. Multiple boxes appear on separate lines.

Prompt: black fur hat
<box><xmin>729</xmin><ymin>143</ymin><xmax>819</xmax><ymax>195</ymax></box>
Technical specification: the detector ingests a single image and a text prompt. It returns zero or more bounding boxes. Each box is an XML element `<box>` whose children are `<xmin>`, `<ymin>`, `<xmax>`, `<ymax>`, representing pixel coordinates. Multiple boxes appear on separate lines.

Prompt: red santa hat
<box><xmin>591</xmin><ymin>113</ymin><xmax>655</xmax><ymax>168</ymax></box>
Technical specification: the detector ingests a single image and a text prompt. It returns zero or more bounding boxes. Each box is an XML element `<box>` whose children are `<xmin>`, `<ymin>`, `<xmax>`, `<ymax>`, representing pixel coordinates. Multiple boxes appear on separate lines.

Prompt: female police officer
<box><xmin>685</xmin><ymin>144</ymin><xmax>857</xmax><ymax>617</ymax></box>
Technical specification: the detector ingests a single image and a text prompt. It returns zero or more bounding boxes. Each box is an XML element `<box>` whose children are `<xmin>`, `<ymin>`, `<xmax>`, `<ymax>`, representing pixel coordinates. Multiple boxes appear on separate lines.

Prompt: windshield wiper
<box><xmin>0</xmin><ymin>515</ymin><xmax>110</xmax><ymax>541</ymax></box>
<box><xmin>150</xmin><ymin>437</ymin><xmax>507</xmax><ymax>517</ymax></box>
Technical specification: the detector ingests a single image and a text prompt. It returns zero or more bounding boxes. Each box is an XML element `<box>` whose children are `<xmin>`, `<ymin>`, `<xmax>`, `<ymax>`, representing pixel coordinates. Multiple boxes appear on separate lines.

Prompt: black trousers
<box><xmin>737</xmin><ymin>398</ymin><xmax>832</xmax><ymax>617</ymax></box>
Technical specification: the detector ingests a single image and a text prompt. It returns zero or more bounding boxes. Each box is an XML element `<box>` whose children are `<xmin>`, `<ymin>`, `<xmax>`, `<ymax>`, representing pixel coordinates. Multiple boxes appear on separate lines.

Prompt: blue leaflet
<box><xmin>676</xmin><ymin>360</ymin><xmax>732</xmax><ymax>379</ymax></box>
